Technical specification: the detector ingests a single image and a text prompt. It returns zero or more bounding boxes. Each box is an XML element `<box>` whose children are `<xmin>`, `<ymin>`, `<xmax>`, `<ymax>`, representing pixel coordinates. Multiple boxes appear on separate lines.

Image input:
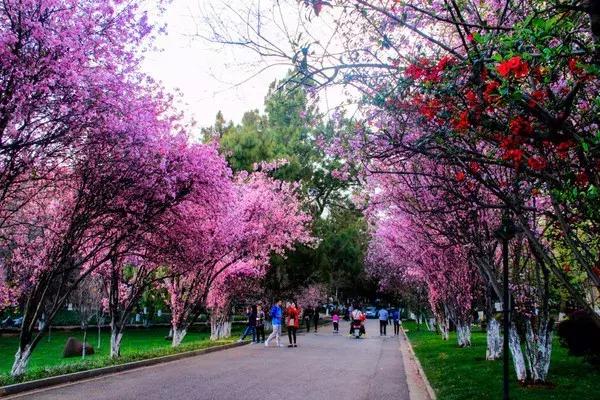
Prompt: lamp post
<box><xmin>494</xmin><ymin>211</ymin><xmax>519</xmax><ymax>400</ymax></box>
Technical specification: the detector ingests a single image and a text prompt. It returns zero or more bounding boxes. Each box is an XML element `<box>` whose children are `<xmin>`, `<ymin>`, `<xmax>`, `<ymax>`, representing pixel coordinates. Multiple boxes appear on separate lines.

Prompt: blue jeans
<box><xmin>241</xmin><ymin>325</ymin><xmax>256</xmax><ymax>342</ymax></box>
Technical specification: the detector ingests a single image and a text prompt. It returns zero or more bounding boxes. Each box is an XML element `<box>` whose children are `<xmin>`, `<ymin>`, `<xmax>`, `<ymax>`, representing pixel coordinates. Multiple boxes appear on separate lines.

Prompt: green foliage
<box><xmin>209</xmin><ymin>71</ymin><xmax>369</xmax><ymax>301</ymax></box>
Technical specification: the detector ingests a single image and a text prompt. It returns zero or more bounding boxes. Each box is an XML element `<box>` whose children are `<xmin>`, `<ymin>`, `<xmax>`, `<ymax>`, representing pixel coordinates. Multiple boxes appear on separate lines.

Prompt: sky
<box><xmin>142</xmin><ymin>0</ymin><xmax>349</xmax><ymax>132</ymax></box>
<box><xmin>142</xmin><ymin>0</ymin><xmax>286</xmax><ymax>129</ymax></box>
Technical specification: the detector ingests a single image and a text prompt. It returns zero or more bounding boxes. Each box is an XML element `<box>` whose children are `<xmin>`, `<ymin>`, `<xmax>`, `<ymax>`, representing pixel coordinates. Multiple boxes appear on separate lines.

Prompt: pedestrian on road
<box><xmin>378</xmin><ymin>307</ymin><xmax>389</xmax><ymax>336</ymax></box>
<box><xmin>239</xmin><ymin>305</ymin><xmax>257</xmax><ymax>343</ymax></box>
<box><xmin>303</xmin><ymin>307</ymin><xmax>313</xmax><ymax>332</ymax></box>
<box><xmin>312</xmin><ymin>306</ymin><xmax>320</xmax><ymax>333</ymax></box>
<box><xmin>392</xmin><ymin>308</ymin><xmax>401</xmax><ymax>336</ymax></box>
<box><xmin>265</xmin><ymin>300</ymin><xmax>283</xmax><ymax>347</ymax></box>
<box><xmin>332</xmin><ymin>310</ymin><xmax>340</xmax><ymax>333</ymax></box>
<box><xmin>256</xmin><ymin>304</ymin><xmax>266</xmax><ymax>343</ymax></box>
<box><xmin>286</xmin><ymin>302</ymin><xmax>299</xmax><ymax>347</ymax></box>
<box><xmin>350</xmin><ymin>305</ymin><xmax>366</xmax><ymax>336</ymax></box>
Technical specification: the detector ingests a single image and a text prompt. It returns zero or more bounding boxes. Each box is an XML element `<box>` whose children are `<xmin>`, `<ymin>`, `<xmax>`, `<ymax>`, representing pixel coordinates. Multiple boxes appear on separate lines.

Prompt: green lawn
<box><xmin>403</xmin><ymin>321</ymin><xmax>600</xmax><ymax>400</ymax></box>
<box><xmin>0</xmin><ymin>326</ymin><xmax>243</xmax><ymax>386</ymax></box>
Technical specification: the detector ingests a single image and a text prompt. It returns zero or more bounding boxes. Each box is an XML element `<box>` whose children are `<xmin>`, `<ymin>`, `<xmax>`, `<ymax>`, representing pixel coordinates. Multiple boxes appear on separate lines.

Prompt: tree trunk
<box><xmin>523</xmin><ymin>318</ymin><xmax>553</xmax><ymax>383</ymax></box>
<box><xmin>437</xmin><ymin>317</ymin><xmax>449</xmax><ymax>340</ymax></box>
<box><xmin>82</xmin><ymin>329</ymin><xmax>87</xmax><ymax>359</ymax></box>
<box><xmin>210</xmin><ymin>315</ymin><xmax>232</xmax><ymax>340</ymax></box>
<box><xmin>456</xmin><ymin>322</ymin><xmax>471</xmax><ymax>347</ymax></box>
<box><xmin>110</xmin><ymin>330</ymin><xmax>123</xmax><ymax>358</ymax></box>
<box><xmin>171</xmin><ymin>326</ymin><xmax>188</xmax><ymax>347</ymax></box>
<box><xmin>11</xmin><ymin>344</ymin><xmax>32</xmax><ymax>377</ymax></box>
<box><xmin>486</xmin><ymin>319</ymin><xmax>502</xmax><ymax>360</ymax></box>
<box><xmin>508</xmin><ymin>322</ymin><xmax>527</xmax><ymax>382</ymax></box>
<box><xmin>97</xmin><ymin>322</ymin><xmax>101</xmax><ymax>349</ymax></box>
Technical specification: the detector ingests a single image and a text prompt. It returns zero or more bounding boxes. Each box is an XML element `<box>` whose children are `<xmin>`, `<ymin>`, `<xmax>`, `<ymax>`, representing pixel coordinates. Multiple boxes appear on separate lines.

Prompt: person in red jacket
<box><xmin>286</xmin><ymin>302</ymin><xmax>300</xmax><ymax>348</ymax></box>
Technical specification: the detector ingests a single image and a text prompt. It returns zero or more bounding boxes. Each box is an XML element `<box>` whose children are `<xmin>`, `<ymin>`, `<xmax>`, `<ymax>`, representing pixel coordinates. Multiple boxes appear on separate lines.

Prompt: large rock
<box><xmin>63</xmin><ymin>337</ymin><xmax>95</xmax><ymax>358</ymax></box>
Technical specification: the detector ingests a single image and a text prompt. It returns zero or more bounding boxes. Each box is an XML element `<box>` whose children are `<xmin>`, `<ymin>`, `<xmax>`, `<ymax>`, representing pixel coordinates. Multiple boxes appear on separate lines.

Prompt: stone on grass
<box><xmin>63</xmin><ymin>337</ymin><xmax>95</xmax><ymax>358</ymax></box>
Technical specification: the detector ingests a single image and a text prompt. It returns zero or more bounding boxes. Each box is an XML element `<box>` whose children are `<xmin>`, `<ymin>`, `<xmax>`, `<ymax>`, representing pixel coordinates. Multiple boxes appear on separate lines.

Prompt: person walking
<box><xmin>239</xmin><ymin>305</ymin><xmax>257</xmax><ymax>343</ymax></box>
<box><xmin>378</xmin><ymin>307</ymin><xmax>389</xmax><ymax>336</ymax></box>
<box><xmin>392</xmin><ymin>308</ymin><xmax>401</xmax><ymax>336</ymax></box>
<box><xmin>312</xmin><ymin>306</ymin><xmax>320</xmax><ymax>333</ymax></box>
<box><xmin>286</xmin><ymin>302</ymin><xmax>299</xmax><ymax>347</ymax></box>
<box><xmin>332</xmin><ymin>309</ymin><xmax>340</xmax><ymax>333</ymax></box>
<box><xmin>303</xmin><ymin>307</ymin><xmax>313</xmax><ymax>332</ymax></box>
<box><xmin>265</xmin><ymin>300</ymin><xmax>283</xmax><ymax>347</ymax></box>
<box><xmin>256</xmin><ymin>304</ymin><xmax>266</xmax><ymax>343</ymax></box>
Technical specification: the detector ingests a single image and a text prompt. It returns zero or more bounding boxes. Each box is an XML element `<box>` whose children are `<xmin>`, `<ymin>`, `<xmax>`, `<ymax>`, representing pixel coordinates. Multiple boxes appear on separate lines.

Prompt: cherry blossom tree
<box><xmin>1</xmin><ymin>85</ymin><xmax>210</xmax><ymax>376</ymax></box>
<box><xmin>297</xmin><ymin>283</ymin><xmax>328</xmax><ymax>309</ymax></box>
<box><xmin>0</xmin><ymin>0</ymin><xmax>161</xmax><ymax>230</ymax></box>
<box><xmin>165</xmin><ymin>170</ymin><xmax>313</xmax><ymax>347</ymax></box>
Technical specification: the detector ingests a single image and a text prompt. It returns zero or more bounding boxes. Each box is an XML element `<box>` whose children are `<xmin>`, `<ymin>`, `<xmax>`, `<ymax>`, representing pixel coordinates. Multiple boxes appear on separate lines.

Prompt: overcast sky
<box><xmin>142</xmin><ymin>0</ymin><xmax>294</xmax><ymax>129</ymax></box>
<box><xmin>142</xmin><ymin>0</ymin><xmax>349</xmax><ymax>133</ymax></box>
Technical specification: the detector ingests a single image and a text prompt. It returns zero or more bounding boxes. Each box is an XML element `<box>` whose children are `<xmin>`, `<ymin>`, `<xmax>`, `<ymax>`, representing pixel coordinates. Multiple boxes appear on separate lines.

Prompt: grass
<box><xmin>0</xmin><ymin>326</ymin><xmax>243</xmax><ymax>387</ymax></box>
<box><xmin>403</xmin><ymin>321</ymin><xmax>600</xmax><ymax>400</ymax></box>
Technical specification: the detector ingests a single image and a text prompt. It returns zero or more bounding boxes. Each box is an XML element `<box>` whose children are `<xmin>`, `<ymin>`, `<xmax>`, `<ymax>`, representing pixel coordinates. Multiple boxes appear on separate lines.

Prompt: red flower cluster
<box><xmin>455</xmin><ymin>171</ymin><xmax>466</xmax><ymax>182</ymax></box>
<box><xmin>405</xmin><ymin>56</ymin><xmax>455</xmax><ymax>82</ymax></box>
<box><xmin>527</xmin><ymin>156</ymin><xmax>547</xmax><ymax>171</ymax></box>
<box><xmin>556</xmin><ymin>140</ymin><xmax>574</xmax><ymax>159</ymax></box>
<box><xmin>418</xmin><ymin>98</ymin><xmax>441</xmax><ymax>120</ymax></box>
<box><xmin>502</xmin><ymin>149</ymin><xmax>524</xmax><ymax>164</ymax></box>
<box><xmin>483</xmin><ymin>81</ymin><xmax>500</xmax><ymax>104</ymax></box>
<box><xmin>527</xmin><ymin>89</ymin><xmax>546</xmax><ymax>108</ymax></box>
<box><xmin>464</xmin><ymin>90</ymin><xmax>478</xmax><ymax>107</ymax></box>
<box><xmin>575</xmin><ymin>171</ymin><xmax>589</xmax><ymax>187</ymax></box>
<box><xmin>469</xmin><ymin>161</ymin><xmax>480</xmax><ymax>173</ymax></box>
<box><xmin>568</xmin><ymin>58</ymin><xmax>582</xmax><ymax>76</ymax></box>
<box><xmin>509</xmin><ymin>116</ymin><xmax>533</xmax><ymax>136</ymax></box>
<box><xmin>496</xmin><ymin>56</ymin><xmax>529</xmax><ymax>79</ymax></box>
<box><xmin>452</xmin><ymin>111</ymin><xmax>470</xmax><ymax>131</ymax></box>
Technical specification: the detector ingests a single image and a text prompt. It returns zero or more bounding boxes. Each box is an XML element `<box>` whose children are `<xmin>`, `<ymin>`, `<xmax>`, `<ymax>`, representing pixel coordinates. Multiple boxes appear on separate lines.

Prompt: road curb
<box><xmin>0</xmin><ymin>341</ymin><xmax>248</xmax><ymax>398</ymax></box>
<box><xmin>400</xmin><ymin>326</ymin><xmax>437</xmax><ymax>400</ymax></box>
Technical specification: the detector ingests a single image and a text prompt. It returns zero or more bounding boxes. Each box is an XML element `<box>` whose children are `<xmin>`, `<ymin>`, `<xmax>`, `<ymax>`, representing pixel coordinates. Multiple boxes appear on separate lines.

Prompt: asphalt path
<box><xmin>11</xmin><ymin>319</ymin><xmax>410</xmax><ymax>400</ymax></box>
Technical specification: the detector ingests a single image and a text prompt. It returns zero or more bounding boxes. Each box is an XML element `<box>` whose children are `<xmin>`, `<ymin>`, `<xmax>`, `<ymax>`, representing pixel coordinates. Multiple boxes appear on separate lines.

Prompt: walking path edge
<box><xmin>0</xmin><ymin>341</ymin><xmax>248</xmax><ymax>398</ymax></box>
<box><xmin>400</xmin><ymin>326</ymin><xmax>437</xmax><ymax>400</ymax></box>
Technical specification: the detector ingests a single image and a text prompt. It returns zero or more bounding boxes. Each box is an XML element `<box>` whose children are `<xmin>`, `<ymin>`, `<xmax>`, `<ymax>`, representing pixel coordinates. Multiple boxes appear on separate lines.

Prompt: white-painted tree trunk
<box><xmin>456</xmin><ymin>323</ymin><xmax>471</xmax><ymax>347</ymax></box>
<box><xmin>171</xmin><ymin>327</ymin><xmax>187</xmax><ymax>347</ymax></box>
<box><xmin>428</xmin><ymin>318</ymin><xmax>436</xmax><ymax>331</ymax></box>
<box><xmin>110</xmin><ymin>331</ymin><xmax>123</xmax><ymax>358</ymax></box>
<box><xmin>523</xmin><ymin>319</ymin><xmax>553</xmax><ymax>383</ymax></box>
<box><xmin>82</xmin><ymin>330</ymin><xmax>87</xmax><ymax>359</ymax></box>
<box><xmin>11</xmin><ymin>345</ymin><xmax>32</xmax><ymax>377</ymax></box>
<box><xmin>210</xmin><ymin>320</ymin><xmax>232</xmax><ymax>340</ymax></box>
<box><xmin>486</xmin><ymin>319</ymin><xmax>502</xmax><ymax>360</ymax></box>
<box><xmin>437</xmin><ymin>317</ymin><xmax>449</xmax><ymax>340</ymax></box>
<box><xmin>508</xmin><ymin>323</ymin><xmax>527</xmax><ymax>381</ymax></box>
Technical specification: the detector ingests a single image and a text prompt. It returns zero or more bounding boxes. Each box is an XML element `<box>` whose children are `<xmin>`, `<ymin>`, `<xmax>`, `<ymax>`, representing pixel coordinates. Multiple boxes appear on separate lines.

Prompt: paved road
<box><xmin>12</xmin><ymin>319</ymin><xmax>410</xmax><ymax>400</ymax></box>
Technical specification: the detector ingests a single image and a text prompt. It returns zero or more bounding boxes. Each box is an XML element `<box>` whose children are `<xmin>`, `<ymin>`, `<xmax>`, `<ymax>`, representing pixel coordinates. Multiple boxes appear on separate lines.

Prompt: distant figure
<box><xmin>286</xmin><ymin>302</ymin><xmax>300</xmax><ymax>347</ymax></box>
<box><xmin>303</xmin><ymin>307</ymin><xmax>313</xmax><ymax>332</ymax></box>
<box><xmin>350</xmin><ymin>305</ymin><xmax>366</xmax><ymax>335</ymax></box>
<box><xmin>378</xmin><ymin>307</ymin><xmax>389</xmax><ymax>336</ymax></box>
<box><xmin>256</xmin><ymin>304</ymin><xmax>266</xmax><ymax>343</ymax></box>
<box><xmin>392</xmin><ymin>308</ymin><xmax>401</xmax><ymax>336</ymax></box>
<box><xmin>239</xmin><ymin>305</ymin><xmax>257</xmax><ymax>343</ymax></box>
<box><xmin>332</xmin><ymin>310</ymin><xmax>340</xmax><ymax>333</ymax></box>
<box><xmin>313</xmin><ymin>306</ymin><xmax>320</xmax><ymax>333</ymax></box>
<box><xmin>265</xmin><ymin>300</ymin><xmax>283</xmax><ymax>347</ymax></box>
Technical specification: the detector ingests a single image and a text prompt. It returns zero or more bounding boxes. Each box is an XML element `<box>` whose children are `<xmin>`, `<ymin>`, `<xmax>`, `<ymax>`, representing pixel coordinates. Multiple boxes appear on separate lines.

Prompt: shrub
<box><xmin>557</xmin><ymin>311</ymin><xmax>600</xmax><ymax>366</ymax></box>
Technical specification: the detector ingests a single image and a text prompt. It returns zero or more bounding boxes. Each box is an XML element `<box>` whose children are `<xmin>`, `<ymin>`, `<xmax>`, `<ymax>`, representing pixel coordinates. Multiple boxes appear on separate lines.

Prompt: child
<box><xmin>332</xmin><ymin>310</ymin><xmax>340</xmax><ymax>333</ymax></box>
